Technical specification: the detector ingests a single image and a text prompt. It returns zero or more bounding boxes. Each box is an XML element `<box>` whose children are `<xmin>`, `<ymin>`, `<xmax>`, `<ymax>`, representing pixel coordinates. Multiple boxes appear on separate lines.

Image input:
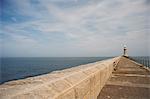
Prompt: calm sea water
<box><xmin>0</xmin><ymin>57</ymin><xmax>111</xmax><ymax>84</ymax></box>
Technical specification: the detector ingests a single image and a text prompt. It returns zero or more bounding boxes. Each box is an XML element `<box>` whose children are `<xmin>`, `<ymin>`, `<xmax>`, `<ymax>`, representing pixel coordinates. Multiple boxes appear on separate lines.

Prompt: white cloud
<box><xmin>2</xmin><ymin>0</ymin><xmax>149</xmax><ymax>57</ymax></box>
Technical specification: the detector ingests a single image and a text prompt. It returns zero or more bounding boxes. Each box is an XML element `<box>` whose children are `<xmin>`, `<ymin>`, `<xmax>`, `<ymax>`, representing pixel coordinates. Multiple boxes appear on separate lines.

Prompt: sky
<box><xmin>0</xmin><ymin>0</ymin><xmax>150</xmax><ymax>57</ymax></box>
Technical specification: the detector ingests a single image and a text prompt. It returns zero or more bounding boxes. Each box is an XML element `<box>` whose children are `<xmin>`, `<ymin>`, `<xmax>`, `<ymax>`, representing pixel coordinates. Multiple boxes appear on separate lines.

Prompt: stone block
<box><xmin>49</xmin><ymin>79</ymin><xmax>71</xmax><ymax>94</ymax></box>
<box><xmin>83</xmin><ymin>91</ymin><xmax>91</xmax><ymax>99</ymax></box>
<box><xmin>74</xmin><ymin>78</ymin><xmax>90</xmax><ymax>99</ymax></box>
<box><xmin>55</xmin><ymin>89</ymin><xmax>75</xmax><ymax>99</ymax></box>
<box><xmin>64</xmin><ymin>72</ymin><xmax>87</xmax><ymax>85</ymax></box>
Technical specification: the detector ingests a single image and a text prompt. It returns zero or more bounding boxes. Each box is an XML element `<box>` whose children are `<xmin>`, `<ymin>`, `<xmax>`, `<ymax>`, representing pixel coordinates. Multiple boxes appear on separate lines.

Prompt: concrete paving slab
<box><xmin>97</xmin><ymin>57</ymin><xmax>150</xmax><ymax>99</ymax></box>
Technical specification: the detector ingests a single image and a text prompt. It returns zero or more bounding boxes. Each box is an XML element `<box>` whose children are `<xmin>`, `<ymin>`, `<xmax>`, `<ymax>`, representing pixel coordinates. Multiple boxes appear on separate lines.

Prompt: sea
<box><xmin>0</xmin><ymin>56</ymin><xmax>149</xmax><ymax>84</ymax></box>
<box><xmin>0</xmin><ymin>57</ymin><xmax>111</xmax><ymax>84</ymax></box>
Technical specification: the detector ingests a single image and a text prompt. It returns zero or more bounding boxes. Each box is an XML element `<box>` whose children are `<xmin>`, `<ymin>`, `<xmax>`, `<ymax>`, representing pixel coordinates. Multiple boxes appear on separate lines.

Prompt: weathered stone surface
<box><xmin>98</xmin><ymin>56</ymin><xmax>150</xmax><ymax>99</ymax></box>
<box><xmin>83</xmin><ymin>91</ymin><xmax>90</xmax><ymax>99</ymax></box>
<box><xmin>0</xmin><ymin>57</ymin><xmax>121</xmax><ymax>99</ymax></box>
<box><xmin>74</xmin><ymin>78</ymin><xmax>90</xmax><ymax>99</ymax></box>
<box><xmin>55</xmin><ymin>89</ymin><xmax>75</xmax><ymax>99</ymax></box>
<box><xmin>65</xmin><ymin>72</ymin><xmax>87</xmax><ymax>85</ymax></box>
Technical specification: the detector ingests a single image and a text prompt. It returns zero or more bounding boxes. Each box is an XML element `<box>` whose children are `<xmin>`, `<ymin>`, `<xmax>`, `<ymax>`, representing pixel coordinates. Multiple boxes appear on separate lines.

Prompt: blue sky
<box><xmin>0</xmin><ymin>0</ymin><xmax>149</xmax><ymax>57</ymax></box>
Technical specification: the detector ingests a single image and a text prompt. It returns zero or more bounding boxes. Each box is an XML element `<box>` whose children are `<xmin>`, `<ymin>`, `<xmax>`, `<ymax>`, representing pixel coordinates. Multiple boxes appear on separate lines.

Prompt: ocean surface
<box><xmin>0</xmin><ymin>57</ymin><xmax>111</xmax><ymax>84</ymax></box>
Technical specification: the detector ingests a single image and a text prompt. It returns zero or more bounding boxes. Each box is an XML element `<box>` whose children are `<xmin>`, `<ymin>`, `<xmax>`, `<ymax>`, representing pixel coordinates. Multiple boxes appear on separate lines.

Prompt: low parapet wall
<box><xmin>0</xmin><ymin>56</ymin><xmax>121</xmax><ymax>99</ymax></box>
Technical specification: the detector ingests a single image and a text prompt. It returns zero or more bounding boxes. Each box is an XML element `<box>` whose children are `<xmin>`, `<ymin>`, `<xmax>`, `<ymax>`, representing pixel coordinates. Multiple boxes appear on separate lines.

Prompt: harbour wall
<box><xmin>0</xmin><ymin>56</ymin><xmax>121</xmax><ymax>99</ymax></box>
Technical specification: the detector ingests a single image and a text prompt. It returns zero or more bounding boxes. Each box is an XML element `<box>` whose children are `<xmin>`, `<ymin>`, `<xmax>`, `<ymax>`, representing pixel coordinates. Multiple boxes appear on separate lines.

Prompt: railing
<box><xmin>130</xmin><ymin>56</ymin><xmax>150</xmax><ymax>67</ymax></box>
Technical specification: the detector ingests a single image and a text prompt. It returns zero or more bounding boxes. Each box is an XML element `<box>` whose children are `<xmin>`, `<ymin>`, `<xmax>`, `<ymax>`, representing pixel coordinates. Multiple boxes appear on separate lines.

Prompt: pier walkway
<box><xmin>98</xmin><ymin>56</ymin><xmax>150</xmax><ymax>99</ymax></box>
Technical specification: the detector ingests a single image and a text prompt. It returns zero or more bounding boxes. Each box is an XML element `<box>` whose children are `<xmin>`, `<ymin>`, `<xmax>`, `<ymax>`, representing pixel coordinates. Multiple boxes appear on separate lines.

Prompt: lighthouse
<box><xmin>123</xmin><ymin>45</ymin><xmax>128</xmax><ymax>57</ymax></box>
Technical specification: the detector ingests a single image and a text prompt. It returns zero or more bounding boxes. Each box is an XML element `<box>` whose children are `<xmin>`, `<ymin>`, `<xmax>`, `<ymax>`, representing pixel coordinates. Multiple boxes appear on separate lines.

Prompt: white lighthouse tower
<box><xmin>123</xmin><ymin>45</ymin><xmax>128</xmax><ymax>57</ymax></box>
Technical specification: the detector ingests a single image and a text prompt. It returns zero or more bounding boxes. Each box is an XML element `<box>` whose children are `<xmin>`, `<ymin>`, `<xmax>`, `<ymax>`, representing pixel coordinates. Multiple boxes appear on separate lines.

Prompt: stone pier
<box><xmin>0</xmin><ymin>57</ymin><xmax>121</xmax><ymax>99</ymax></box>
<box><xmin>0</xmin><ymin>56</ymin><xmax>149</xmax><ymax>99</ymax></box>
<box><xmin>98</xmin><ymin>56</ymin><xmax>150</xmax><ymax>99</ymax></box>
